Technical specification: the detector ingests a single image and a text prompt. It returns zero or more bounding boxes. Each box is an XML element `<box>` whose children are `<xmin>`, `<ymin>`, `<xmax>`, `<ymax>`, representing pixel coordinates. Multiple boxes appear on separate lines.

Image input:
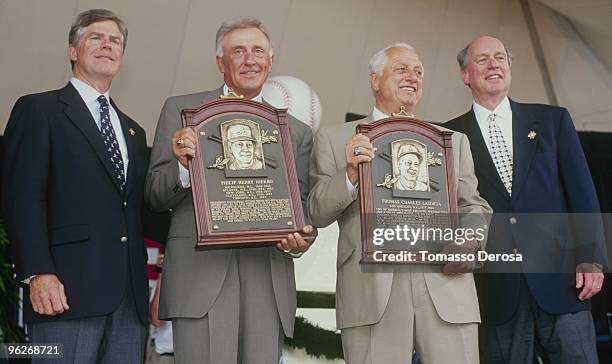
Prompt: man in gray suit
<box><xmin>308</xmin><ymin>43</ymin><xmax>492</xmax><ymax>363</ymax></box>
<box><xmin>145</xmin><ymin>17</ymin><xmax>313</xmax><ymax>363</ymax></box>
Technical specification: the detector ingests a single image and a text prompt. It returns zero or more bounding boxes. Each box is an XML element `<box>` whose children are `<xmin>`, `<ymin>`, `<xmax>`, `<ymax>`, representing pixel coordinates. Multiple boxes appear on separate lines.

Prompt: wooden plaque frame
<box><xmin>182</xmin><ymin>98</ymin><xmax>311</xmax><ymax>249</ymax></box>
<box><xmin>357</xmin><ymin>117</ymin><xmax>459</xmax><ymax>264</ymax></box>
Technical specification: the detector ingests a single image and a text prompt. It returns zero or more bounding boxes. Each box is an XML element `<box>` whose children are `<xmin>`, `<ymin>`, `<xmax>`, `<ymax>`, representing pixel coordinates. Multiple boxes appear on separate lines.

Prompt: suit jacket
<box><xmin>445</xmin><ymin>99</ymin><xmax>609</xmax><ymax>325</ymax></box>
<box><xmin>2</xmin><ymin>83</ymin><xmax>149</xmax><ymax>324</ymax></box>
<box><xmin>307</xmin><ymin>116</ymin><xmax>492</xmax><ymax>329</ymax></box>
<box><xmin>145</xmin><ymin>87</ymin><xmax>312</xmax><ymax>337</ymax></box>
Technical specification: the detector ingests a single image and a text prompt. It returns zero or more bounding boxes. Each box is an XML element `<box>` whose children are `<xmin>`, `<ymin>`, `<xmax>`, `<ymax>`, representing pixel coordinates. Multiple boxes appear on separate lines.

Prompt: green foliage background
<box><xmin>0</xmin><ymin>220</ymin><xmax>24</xmax><ymax>343</ymax></box>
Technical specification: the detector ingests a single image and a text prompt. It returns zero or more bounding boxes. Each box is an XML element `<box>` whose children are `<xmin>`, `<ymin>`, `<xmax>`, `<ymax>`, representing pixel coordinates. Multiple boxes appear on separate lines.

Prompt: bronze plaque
<box><xmin>182</xmin><ymin>98</ymin><xmax>311</xmax><ymax>248</ymax></box>
<box><xmin>358</xmin><ymin>117</ymin><xmax>458</xmax><ymax>264</ymax></box>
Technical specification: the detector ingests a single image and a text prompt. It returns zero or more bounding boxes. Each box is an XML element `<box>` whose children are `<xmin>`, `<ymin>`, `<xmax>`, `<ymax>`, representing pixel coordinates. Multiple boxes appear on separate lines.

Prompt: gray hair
<box><xmin>456</xmin><ymin>40</ymin><xmax>513</xmax><ymax>69</ymax></box>
<box><xmin>369</xmin><ymin>43</ymin><xmax>421</xmax><ymax>76</ymax></box>
<box><xmin>215</xmin><ymin>17</ymin><xmax>274</xmax><ymax>57</ymax></box>
<box><xmin>68</xmin><ymin>9</ymin><xmax>128</xmax><ymax>68</ymax></box>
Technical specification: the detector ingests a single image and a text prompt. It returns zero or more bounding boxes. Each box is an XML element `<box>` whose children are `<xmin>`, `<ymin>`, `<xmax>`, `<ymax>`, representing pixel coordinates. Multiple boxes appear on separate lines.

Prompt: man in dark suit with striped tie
<box><xmin>3</xmin><ymin>9</ymin><xmax>149</xmax><ymax>363</ymax></box>
<box><xmin>445</xmin><ymin>35</ymin><xmax>608</xmax><ymax>363</ymax></box>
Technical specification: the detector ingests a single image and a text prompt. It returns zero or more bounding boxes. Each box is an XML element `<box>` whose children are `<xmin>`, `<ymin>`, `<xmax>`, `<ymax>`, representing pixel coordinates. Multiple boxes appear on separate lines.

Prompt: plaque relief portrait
<box><xmin>220</xmin><ymin>119</ymin><xmax>265</xmax><ymax>171</ymax></box>
<box><xmin>392</xmin><ymin>139</ymin><xmax>429</xmax><ymax>192</ymax></box>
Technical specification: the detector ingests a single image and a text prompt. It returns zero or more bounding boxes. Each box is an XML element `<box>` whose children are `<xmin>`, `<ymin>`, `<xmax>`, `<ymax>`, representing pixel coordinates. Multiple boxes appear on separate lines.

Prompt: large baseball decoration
<box><xmin>262</xmin><ymin>76</ymin><xmax>322</xmax><ymax>131</ymax></box>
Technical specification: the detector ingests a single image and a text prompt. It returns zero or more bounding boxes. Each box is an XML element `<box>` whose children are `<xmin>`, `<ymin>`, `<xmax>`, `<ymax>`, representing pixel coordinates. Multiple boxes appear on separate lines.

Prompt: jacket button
<box><xmin>123</xmin><ymin>201</ymin><xmax>127</xmax><ymax>207</ymax></box>
<box><xmin>509</xmin><ymin>217</ymin><xmax>517</xmax><ymax>225</ymax></box>
<box><xmin>120</xmin><ymin>236</ymin><xmax>128</xmax><ymax>243</ymax></box>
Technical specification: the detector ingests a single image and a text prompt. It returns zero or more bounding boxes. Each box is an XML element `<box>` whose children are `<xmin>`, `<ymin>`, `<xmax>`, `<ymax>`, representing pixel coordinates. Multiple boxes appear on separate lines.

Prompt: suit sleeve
<box><xmin>556</xmin><ymin>108</ymin><xmax>609</xmax><ymax>268</ymax></box>
<box><xmin>145</xmin><ymin>98</ymin><xmax>191</xmax><ymax>212</ymax></box>
<box><xmin>2</xmin><ymin>96</ymin><xmax>56</xmax><ymax>281</ymax></box>
<box><xmin>307</xmin><ymin>128</ymin><xmax>355</xmax><ymax>228</ymax></box>
<box><xmin>295</xmin><ymin>124</ymin><xmax>313</xmax><ymax>225</ymax></box>
<box><xmin>455</xmin><ymin>133</ymin><xmax>493</xmax><ymax>249</ymax></box>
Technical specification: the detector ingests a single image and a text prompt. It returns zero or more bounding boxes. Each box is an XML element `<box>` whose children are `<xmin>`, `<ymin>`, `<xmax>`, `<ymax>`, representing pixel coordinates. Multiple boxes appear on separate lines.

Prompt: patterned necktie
<box><xmin>488</xmin><ymin>113</ymin><xmax>512</xmax><ymax>195</ymax></box>
<box><xmin>97</xmin><ymin>95</ymin><xmax>126</xmax><ymax>189</ymax></box>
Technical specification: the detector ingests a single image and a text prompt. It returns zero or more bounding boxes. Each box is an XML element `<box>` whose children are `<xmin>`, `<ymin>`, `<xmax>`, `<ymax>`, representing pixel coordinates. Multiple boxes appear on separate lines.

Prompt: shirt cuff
<box><xmin>345</xmin><ymin>172</ymin><xmax>358</xmax><ymax>200</ymax></box>
<box><xmin>285</xmin><ymin>251</ymin><xmax>304</xmax><ymax>259</ymax></box>
<box><xmin>179</xmin><ymin>162</ymin><xmax>190</xmax><ymax>188</ymax></box>
<box><xmin>22</xmin><ymin>275</ymin><xmax>37</xmax><ymax>284</ymax></box>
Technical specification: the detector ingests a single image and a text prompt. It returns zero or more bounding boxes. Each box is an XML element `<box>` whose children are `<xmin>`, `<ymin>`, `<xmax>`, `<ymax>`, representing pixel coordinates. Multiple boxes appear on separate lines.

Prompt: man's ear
<box><xmin>370</xmin><ymin>72</ymin><xmax>379</xmax><ymax>92</ymax></box>
<box><xmin>267</xmin><ymin>55</ymin><xmax>275</xmax><ymax>73</ymax></box>
<box><xmin>69</xmin><ymin>46</ymin><xmax>77</xmax><ymax>63</ymax></box>
<box><xmin>460</xmin><ymin>68</ymin><xmax>470</xmax><ymax>87</ymax></box>
<box><xmin>216</xmin><ymin>56</ymin><xmax>225</xmax><ymax>73</ymax></box>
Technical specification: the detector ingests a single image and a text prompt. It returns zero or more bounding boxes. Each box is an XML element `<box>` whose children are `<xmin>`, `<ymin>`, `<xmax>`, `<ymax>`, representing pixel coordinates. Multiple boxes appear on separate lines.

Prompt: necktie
<box><xmin>488</xmin><ymin>113</ymin><xmax>512</xmax><ymax>195</ymax></box>
<box><xmin>97</xmin><ymin>95</ymin><xmax>126</xmax><ymax>189</ymax></box>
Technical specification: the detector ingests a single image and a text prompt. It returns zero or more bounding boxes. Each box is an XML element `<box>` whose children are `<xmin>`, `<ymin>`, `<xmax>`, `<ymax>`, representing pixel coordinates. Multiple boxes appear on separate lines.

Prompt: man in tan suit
<box><xmin>146</xmin><ymin>17</ymin><xmax>313</xmax><ymax>363</ymax></box>
<box><xmin>308</xmin><ymin>43</ymin><xmax>492</xmax><ymax>363</ymax></box>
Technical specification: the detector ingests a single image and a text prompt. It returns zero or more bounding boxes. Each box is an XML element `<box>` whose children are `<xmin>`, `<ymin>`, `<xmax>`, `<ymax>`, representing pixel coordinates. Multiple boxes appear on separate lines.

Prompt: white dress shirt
<box><xmin>179</xmin><ymin>85</ymin><xmax>264</xmax><ymax>188</ymax></box>
<box><xmin>70</xmin><ymin>77</ymin><xmax>129</xmax><ymax>176</ymax></box>
<box><xmin>371</xmin><ymin>106</ymin><xmax>389</xmax><ymax>123</ymax></box>
<box><xmin>472</xmin><ymin>96</ymin><xmax>513</xmax><ymax>158</ymax></box>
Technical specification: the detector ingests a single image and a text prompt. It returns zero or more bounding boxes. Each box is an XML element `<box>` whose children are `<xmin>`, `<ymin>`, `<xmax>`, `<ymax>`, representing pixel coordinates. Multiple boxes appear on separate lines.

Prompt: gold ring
<box><xmin>177</xmin><ymin>138</ymin><xmax>184</xmax><ymax>146</ymax></box>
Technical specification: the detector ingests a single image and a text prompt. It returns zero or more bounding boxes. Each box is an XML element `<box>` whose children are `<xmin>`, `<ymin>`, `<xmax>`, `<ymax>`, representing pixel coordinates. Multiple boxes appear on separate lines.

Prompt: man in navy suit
<box><xmin>2</xmin><ymin>9</ymin><xmax>148</xmax><ymax>363</ymax></box>
<box><xmin>445</xmin><ymin>36</ymin><xmax>608</xmax><ymax>363</ymax></box>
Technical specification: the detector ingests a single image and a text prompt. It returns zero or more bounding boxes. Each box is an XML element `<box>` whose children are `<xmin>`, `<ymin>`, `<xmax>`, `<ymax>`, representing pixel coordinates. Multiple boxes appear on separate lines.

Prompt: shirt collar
<box><xmin>223</xmin><ymin>84</ymin><xmax>263</xmax><ymax>102</ymax></box>
<box><xmin>472</xmin><ymin>96</ymin><xmax>511</xmax><ymax>122</ymax></box>
<box><xmin>372</xmin><ymin>106</ymin><xmax>389</xmax><ymax>121</ymax></box>
<box><xmin>70</xmin><ymin>77</ymin><xmax>110</xmax><ymax>108</ymax></box>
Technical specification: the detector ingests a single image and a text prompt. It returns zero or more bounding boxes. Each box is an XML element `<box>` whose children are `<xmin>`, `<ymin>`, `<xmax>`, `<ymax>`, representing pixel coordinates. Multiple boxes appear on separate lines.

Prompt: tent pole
<box><xmin>520</xmin><ymin>0</ymin><xmax>559</xmax><ymax>106</ymax></box>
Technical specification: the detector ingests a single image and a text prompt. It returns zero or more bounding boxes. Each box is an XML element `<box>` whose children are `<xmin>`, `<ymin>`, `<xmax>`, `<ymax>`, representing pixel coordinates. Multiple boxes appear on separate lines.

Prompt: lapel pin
<box><xmin>129</xmin><ymin>128</ymin><xmax>135</xmax><ymax>136</ymax></box>
<box><xmin>527</xmin><ymin>130</ymin><xmax>536</xmax><ymax>140</ymax></box>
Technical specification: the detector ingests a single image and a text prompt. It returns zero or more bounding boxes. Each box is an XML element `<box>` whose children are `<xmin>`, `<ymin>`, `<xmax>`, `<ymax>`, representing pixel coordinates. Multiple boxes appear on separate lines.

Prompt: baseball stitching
<box><xmin>268</xmin><ymin>79</ymin><xmax>293</xmax><ymax>115</ymax></box>
<box><xmin>308</xmin><ymin>88</ymin><xmax>317</xmax><ymax>129</ymax></box>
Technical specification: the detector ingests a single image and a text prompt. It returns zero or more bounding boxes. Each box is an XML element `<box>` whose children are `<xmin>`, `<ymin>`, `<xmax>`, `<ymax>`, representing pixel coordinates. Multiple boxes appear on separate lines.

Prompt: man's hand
<box><xmin>172</xmin><ymin>127</ymin><xmax>198</xmax><ymax>168</ymax></box>
<box><xmin>441</xmin><ymin>241</ymin><xmax>479</xmax><ymax>275</ymax></box>
<box><xmin>150</xmin><ymin>272</ymin><xmax>164</xmax><ymax>327</ymax></box>
<box><xmin>156</xmin><ymin>253</ymin><xmax>165</xmax><ymax>267</ymax></box>
<box><xmin>29</xmin><ymin>274</ymin><xmax>69</xmax><ymax>316</ymax></box>
<box><xmin>345</xmin><ymin>134</ymin><xmax>376</xmax><ymax>185</ymax></box>
<box><xmin>576</xmin><ymin>263</ymin><xmax>604</xmax><ymax>301</ymax></box>
<box><xmin>276</xmin><ymin>225</ymin><xmax>314</xmax><ymax>254</ymax></box>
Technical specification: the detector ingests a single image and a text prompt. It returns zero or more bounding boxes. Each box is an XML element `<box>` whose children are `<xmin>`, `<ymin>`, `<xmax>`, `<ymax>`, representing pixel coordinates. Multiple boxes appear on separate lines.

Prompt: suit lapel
<box><xmin>59</xmin><ymin>83</ymin><xmax>124</xmax><ymax>193</ymax></box>
<box><xmin>361</xmin><ymin>114</ymin><xmax>373</xmax><ymax>124</ymax></box>
<box><xmin>261</xmin><ymin>97</ymin><xmax>301</xmax><ymax>159</ymax></box>
<box><xmin>510</xmin><ymin>100</ymin><xmax>538</xmax><ymax>199</ymax></box>
<box><xmin>461</xmin><ymin>110</ymin><xmax>510</xmax><ymax>198</ymax></box>
<box><xmin>204</xmin><ymin>86</ymin><xmax>224</xmax><ymax>103</ymax></box>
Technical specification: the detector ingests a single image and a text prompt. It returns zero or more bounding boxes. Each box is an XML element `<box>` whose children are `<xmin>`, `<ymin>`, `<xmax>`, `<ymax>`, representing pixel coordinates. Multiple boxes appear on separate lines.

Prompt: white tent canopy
<box><xmin>1</xmin><ymin>0</ymin><xmax>610</xmax><ymax>135</ymax></box>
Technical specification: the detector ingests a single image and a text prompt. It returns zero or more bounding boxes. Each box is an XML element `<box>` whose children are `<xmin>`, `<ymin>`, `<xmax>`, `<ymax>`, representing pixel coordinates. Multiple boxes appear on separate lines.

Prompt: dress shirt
<box><xmin>371</xmin><ymin>106</ymin><xmax>389</xmax><ymax>123</ymax></box>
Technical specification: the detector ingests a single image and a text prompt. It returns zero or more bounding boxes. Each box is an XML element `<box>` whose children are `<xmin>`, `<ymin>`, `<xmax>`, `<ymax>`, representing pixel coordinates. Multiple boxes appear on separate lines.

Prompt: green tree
<box><xmin>0</xmin><ymin>220</ymin><xmax>24</xmax><ymax>343</ymax></box>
